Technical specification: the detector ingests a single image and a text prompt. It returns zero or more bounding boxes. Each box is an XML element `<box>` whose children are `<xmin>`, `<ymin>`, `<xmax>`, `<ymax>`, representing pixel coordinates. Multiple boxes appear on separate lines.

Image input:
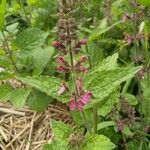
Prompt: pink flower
<box><xmin>56</xmin><ymin>56</ymin><xmax>66</xmax><ymax>64</ymax></box>
<box><xmin>122</xmin><ymin>13</ymin><xmax>131</xmax><ymax>21</ymax></box>
<box><xmin>124</xmin><ymin>33</ymin><xmax>134</xmax><ymax>46</ymax></box>
<box><xmin>68</xmin><ymin>99</ymin><xmax>84</xmax><ymax>112</ymax></box>
<box><xmin>76</xmin><ymin>77</ymin><xmax>83</xmax><ymax>91</ymax></box>
<box><xmin>77</xmin><ymin>100</ymin><xmax>84</xmax><ymax>111</ymax></box>
<box><xmin>56</xmin><ymin>56</ymin><xmax>70</xmax><ymax>67</ymax></box>
<box><xmin>57</xmin><ymin>66</ymin><xmax>70</xmax><ymax>72</ymax></box>
<box><xmin>57</xmin><ymin>66</ymin><xmax>66</xmax><ymax>72</ymax></box>
<box><xmin>68</xmin><ymin>91</ymin><xmax>93</xmax><ymax>111</ymax></box>
<box><xmin>52</xmin><ymin>41</ymin><xmax>65</xmax><ymax>49</ymax></box>
<box><xmin>68</xmin><ymin>98</ymin><xmax>77</xmax><ymax>111</ymax></box>
<box><xmin>79</xmin><ymin>39</ymin><xmax>88</xmax><ymax>45</ymax></box>
<box><xmin>58</xmin><ymin>83</ymin><xmax>68</xmax><ymax>95</ymax></box>
<box><xmin>78</xmin><ymin>66</ymin><xmax>88</xmax><ymax>73</ymax></box>
<box><xmin>81</xmin><ymin>91</ymin><xmax>93</xmax><ymax>105</ymax></box>
<box><xmin>79</xmin><ymin>56</ymin><xmax>87</xmax><ymax>63</ymax></box>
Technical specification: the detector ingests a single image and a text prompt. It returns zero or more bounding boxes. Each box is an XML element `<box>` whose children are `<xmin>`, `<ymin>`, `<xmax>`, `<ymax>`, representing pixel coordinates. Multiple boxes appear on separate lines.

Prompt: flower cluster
<box><xmin>117</xmin><ymin>97</ymin><xmax>137</xmax><ymax>131</ymax></box>
<box><xmin>52</xmin><ymin>0</ymin><xmax>92</xmax><ymax>112</ymax></box>
<box><xmin>55</xmin><ymin>55</ymin><xmax>88</xmax><ymax>73</ymax></box>
<box><xmin>122</xmin><ymin>11</ymin><xmax>144</xmax><ymax>22</ymax></box>
<box><xmin>69</xmin><ymin>91</ymin><xmax>92</xmax><ymax>111</ymax></box>
<box><xmin>124</xmin><ymin>32</ymin><xmax>145</xmax><ymax>46</ymax></box>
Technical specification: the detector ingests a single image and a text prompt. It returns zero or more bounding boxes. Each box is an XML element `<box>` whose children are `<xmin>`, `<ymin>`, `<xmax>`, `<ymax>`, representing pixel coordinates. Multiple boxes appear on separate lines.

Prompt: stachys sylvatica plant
<box><xmin>17</xmin><ymin>0</ymin><xmax>141</xmax><ymax>149</ymax></box>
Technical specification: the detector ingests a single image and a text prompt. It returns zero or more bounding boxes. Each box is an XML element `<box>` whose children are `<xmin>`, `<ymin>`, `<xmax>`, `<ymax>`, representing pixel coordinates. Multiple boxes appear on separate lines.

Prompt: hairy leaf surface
<box><xmin>17</xmin><ymin>76</ymin><xmax>70</xmax><ymax>103</ymax></box>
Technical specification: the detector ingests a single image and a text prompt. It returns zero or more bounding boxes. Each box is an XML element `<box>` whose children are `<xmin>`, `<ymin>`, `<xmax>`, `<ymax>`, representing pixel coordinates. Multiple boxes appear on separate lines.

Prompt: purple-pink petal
<box><xmin>81</xmin><ymin>91</ymin><xmax>93</xmax><ymax>105</ymax></box>
<box><xmin>69</xmin><ymin>98</ymin><xmax>76</xmax><ymax>111</ymax></box>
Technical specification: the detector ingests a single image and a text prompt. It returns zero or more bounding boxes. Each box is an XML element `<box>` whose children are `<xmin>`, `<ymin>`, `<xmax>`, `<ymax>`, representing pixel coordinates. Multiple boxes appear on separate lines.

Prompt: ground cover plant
<box><xmin>0</xmin><ymin>0</ymin><xmax>150</xmax><ymax>149</ymax></box>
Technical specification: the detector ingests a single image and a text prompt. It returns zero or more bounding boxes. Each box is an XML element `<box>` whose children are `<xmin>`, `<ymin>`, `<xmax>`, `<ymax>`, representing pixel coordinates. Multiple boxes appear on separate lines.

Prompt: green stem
<box><xmin>2</xmin><ymin>31</ymin><xmax>18</xmax><ymax>73</ymax></box>
<box><xmin>132</xmin><ymin>0</ymin><xmax>138</xmax><ymax>64</ymax></box>
<box><xmin>19</xmin><ymin>0</ymin><xmax>30</xmax><ymax>26</ymax></box>
<box><xmin>93</xmin><ymin>104</ymin><xmax>98</xmax><ymax>133</ymax></box>
<box><xmin>143</xmin><ymin>21</ymin><xmax>150</xmax><ymax>88</ymax></box>
<box><xmin>121</xmin><ymin>78</ymin><xmax>132</xmax><ymax>95</ymax></box>
<box><xmin>85</xmin><ymin>45</ymin><xmax>92</xmax><ymax>69</ymax></box>
<box><xmin>68</xmin><ymin>38</ymin><xmax>92</xmax><ymax>133</ymax></box>
<box><xmin>122</xmin><ymin>133</ymin><xmax>128</xmax><ymax>150</ymax></box>
<box><xmin>138</xmin><ymin>141</ymin><xmax>143</xmax><ymax>150</ymax></box>
<box><xmin>134</xmin><ymin>130</ymin><xmax>150</xmax><ymax>137</ymax></box>
<box><xmin>79</xmin><ymin>1</ymin><xmax>96</xmax><ymax>133</ymax></box>
<box><xmin>85</xmin><ymin>45</ymin><xmax>97</xmax><ymax>133</ymax></box>
<box><xmin>81</xmin><ymin>110</ymin><xmax>92</xmax><ymax>133</ymax></box>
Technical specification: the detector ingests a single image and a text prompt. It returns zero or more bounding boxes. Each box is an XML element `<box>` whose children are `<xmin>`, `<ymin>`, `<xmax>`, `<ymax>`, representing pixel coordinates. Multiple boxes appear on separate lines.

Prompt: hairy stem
<box><xmin>93</xmin><ymin>104</ymin><xmax>98</xmax><ymax>133</ymax></box>
<box><xmin>122</xmin><ymin>133</ymin><xmax>128</xmax><ymax>150</ymax></box>
<box><xmin>19</xmin><ymin>0</ymin><xmax>30</xmax><ymax>26</ymax></box>
<box><xmin>132</xmin><ymin>0</ymin><xmax>138</xmax><ymax>60</ymax></box>
<box><xmin>2</xmin><ymin>31</ymin><xmax>18</xmax><ymax>73</ymax></box>
<box><xmin>68</xmin><ymin>31</ymin><xmax>92</xmax><ymax>134</ymax></box>
<box><xmin>81</xmin><ymin>110</ymin><xmax>92</xmax><ymax>133</ymax></box>
<box><xmin>79</xmin><ymin>0</ymin><xmax>97</xmax><ymax>133</ymax></box>
<box><xmin>143</xmin><ymin>21</ymin><xmax>150</xmax><ymax>88</ymax></box>
<box><xmin>85</xmin><ymin>45</ymin><xmax>92</xmax><ymax>68</ymax></box>
<box><xmin>121</xmin><ymin>78</ymin><xmax>132</xmax><ymax>95</ymax></box>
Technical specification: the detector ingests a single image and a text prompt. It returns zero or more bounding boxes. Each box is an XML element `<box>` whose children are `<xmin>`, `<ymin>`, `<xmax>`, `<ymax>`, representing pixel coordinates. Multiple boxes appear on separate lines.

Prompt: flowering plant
<box><xmin>1</xmin><ymin>0</ymin><xmax>149</xmax><ymax>149</ymax></box>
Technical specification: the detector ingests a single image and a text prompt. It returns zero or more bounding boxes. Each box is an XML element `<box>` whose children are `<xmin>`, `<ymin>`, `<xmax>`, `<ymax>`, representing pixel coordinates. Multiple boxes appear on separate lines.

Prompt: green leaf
<box><xmin>15</xmin><ymin>28</ymin><xmax>49</xmax><ymax>51</ymax></box>
<box><xmin>16</xmin><ymin>46</ymin><xmax>54</xmax><ymax>75</ymax></box>
<box><xmin>97</xmin><ymin>121</ymin><xmax>115</xmax><ymax>131</ymax></box>
<box><xmin>43</xmin><ymin>142</ymin><xmax>68</xmax><ymax>150</ymax></box>
<box><xmin>141</xmin><ymin>75</ymin><xmax>150</xmax><ymax>99</ymax></box>
<box><xmin>127</xmin><ymin>140</ymin><xmax>139</xmax><ymax>150</ymax></box>
<box><xmin>6</xmin><ymin>22</ymin><xmax>19</xmax><ymax>34</ymax></box>
<box><xmin>88</xmin><ymin>18</ymin><xmax>108</xmax><ymax>42</ymax></box>
<box><xmin>51</xmin><ymin>120</ymin><xmax>73</xmax><ymax>140</ymax></box>
<box><xmin>0</xmin><ymin>71</ymin><xmax>15</xmax><ymax>80</ymax></box>
<box><xmin>94</xmin><ymin>53</ymin><xmax>118</xmax><ymax>72</ymax></box>
<box><xmin>141</xmin><ymin>100</ymin><xmax>150</xmax><ymax>117</ymax></box>
<box><xmin>97</xmin><ymin>91</ymin><xmax>119</xmax><ymax>117</ymax></box>
<box><xmin>0</xmin><ymin>0</ymin><xmax>6</xmax><ymax>31</ymax></box>
<box><xmin>137</xmin><ymin>0</ymin><xmax>150</xmax><ymax>6</ymax></box>
<box><xmin>27</xmin><ymin>0</ymin><xmax>38</xmax><ymax>6</ymax></box>
<box><xmin>27</xmin><ymin>90</ymin><xmax>53</xmax><ymax>111</ymax></box>
<box><xmin>85</xmin><ymin>53</ymin><xmax>118</xmax><ymax>85</ymax></box>
<box><xmin>0</xmin><ymin>84</ymin><xmax>14</xmax><ymax>101</ymax></box>
<box><xmin>85</xmin><ymin>67</ymin><xmax>141</xmax><ymax>105</ymax></box>
<box><xmin>88</xmin><ymin>19</ymin><xmax>122</xmax><ymax>42</ymax></box>
<box><xmin>32</xmin><ymin>47</ymin><xmax>54</xmax><ymax>75</ymax></box>
<box><xmin>122</xmin><ymin>127</ymin><xmax>133</xmax><ymax>137</ymax></box>
<box><xmin>43</xmin><ymin>144</ymin><xmax>54</xmax><ymax>150</ymax></box>
<box><xmin>47</xmin><ymin>120</ymin><xmax>73</xmax><ymax>150</ymax></box>
<box><xmin>88</xmin><ymin>42</ymin><xmax>104</xmax><ymax>65</ymax></box>
<box><xmin>82</xmin><ymin>134</ymin><xmax>115</xmax><ymax>150</ymax></box>
<box><xmin>17</xmin><ymin>75</ymin><xmax>70</xmax><ymax>103</ymax></box>
<box><xmin>7</xmin><ymin>88</ymin><xmax>31</xmax><ymax>108</ymax></box>
<box><xmin>124</xmin><ymin>93</ymin><xmax>138</xmax><ymax>106</ymax></box>
<box><xmin>141</xmin><ymin>99</ymin><xmax>150</xmax><ymax>124</ymax></box>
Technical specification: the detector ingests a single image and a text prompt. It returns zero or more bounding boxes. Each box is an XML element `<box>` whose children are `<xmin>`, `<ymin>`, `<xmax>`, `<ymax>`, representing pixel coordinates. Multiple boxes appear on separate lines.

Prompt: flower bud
<box><xmin>68</xmin><ymin>98</ymin><xmax>77</xmax><ymax>111</ymax></box>
<box><xmin>76</xmin><ymin>77</ymin><xmax>83</xmax><ymax>91</ymax></box>
<box><xmin>58</xmin><ymin>83</ymin><xmax>68</xmax><ymax>95</ymax></box>
<box><xmin>56</xmin><ymin>56</ymin><xmax>66</xmax><ymax>64</ymax></box>
<box><xmin>57</xmin><ymin>66</ymin><xmax>70</xmax><ymax>72</ymax></box>
<box><xmin>52</xmin><ymin>41</ymin><xmax>65</xmax><ymax>49</ymax></box>
<box><xmin>122</xmin><ymin>13</ymin><xmax>131</xmax><ymax>21</ymax></box>
<box><xmin>124</xmin><ymin>34</ymin><xmax>134</xmax><ymax>46</ymax></box>
<box><xmin>79</xmin><ymin>56</ymin><xmax>87</xmax><ymax>63</ymax></box>
<box><xmin>79</xmin><ymin>39</ymin><xmax>88</xmax><ymax>45</ymax></box>
<box><xmin>78</xmin><ymin>66</ymin><xmax>88</xmax><ymax>73</ymax></box>
<box><xmin>80</xmin><ymin>91</ymin><xmax>92</xmax><ymax>105</ymax></box>
<box><xmin>57</xmin><ymin>66</ymin><xmax>66</xmax><ymax>72</ymax></box>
